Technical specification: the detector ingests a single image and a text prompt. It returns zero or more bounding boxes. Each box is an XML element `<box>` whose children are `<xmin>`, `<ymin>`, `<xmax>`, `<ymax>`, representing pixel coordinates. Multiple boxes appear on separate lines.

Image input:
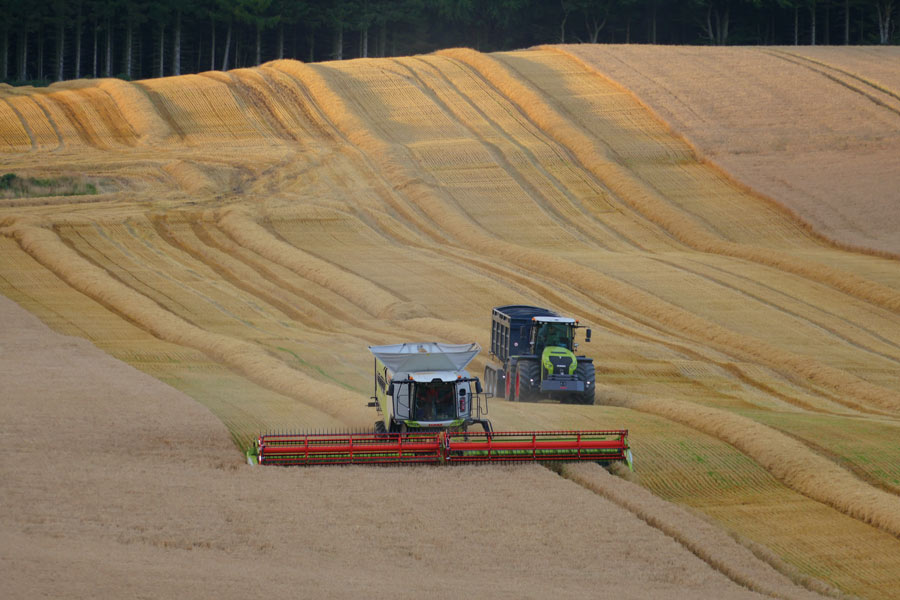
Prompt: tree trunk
<box><xmin>845</xmin><ymin>0</ymin><xmax>850</xmax><ymax>44</ymax></box>
<box><xmin>810</xmin><ymin>1</ymin><xmax>817</xmax><ymax>45</ymax></box>
<box><xmin>876</xmin><ymin>1</ymin><xmax>894</xmax><ymax>44</ymax></box>
<box><xmin>210</xmin><ymin>19</ymin><xmax>216</xmax><ymax>70</ymax></box>
<box><xmin>277</xmin><ymin>23</ymin><xmax>284</xmax><ymax>59</ymax></box>
<box><xmin>377</xmin><ymin>23</ymin><xmax>386</xmax><ymax>56</ymax></box>
<box><xmin>222</xmin><ymin>21</ymin><xmax>231</xmax><ymax>70</ymax></box>
<box><xmin>172</xmin><ymin>11</ymin><xmax>182</xmax><ymax>76</ymax></box>
<box><xmin>706</xmin><ymin>6</ymin><xmax>728</xmax><ymax>45</ymax></box>
<box><xmin>650</xmin><ymin>5</ymin><xmax>657</xmax><ymax>43</ymax></box>
<box><xmin>256</xmin><ymin>24</ymin><xmax>262</xmax><ymax>65</ymax></box>
<box><xmin>824</xmin><ymin>2</ymin><xmax>830</xmax><ymax>44</ymax></box>
<box><xmin>1</xmin><ymin>29</ymin><xmax>8</xmax><ymax>81</ymax></box>
<box><xmin>361</xmin><ymin>26</ymin><xmax>368</xmax><ymax>57</ymax></box>
<box><xmin>308</xmin><ymin>30</ymin><xmax>315</xmax><ymax>62</ymax></box>
<box><xmin>38</xmin><ymin>29</ymin><xmax>44</xmax><ymax>81</ymax></box>
<box><xmin>124</xmin><ymin>19</ymin><xmax>133</xmax><ymax>79</ymax></box>
<box><xmin>158</xmin><ymin>25</ymin><xmax>165</xmax><ymax>78</ymax></box>
<box><xmin>92</xmin><ymin>22</ymin><xmax>97</xmax><ymax>78</ymax></box>
<box><xmin>794</xmin><ymin>6</ymin><xmax>799</xmax><ymax>45</ymax></box>
<box><xmin>860</xmin><ymin>5</ymin><xmax>865</xmax><ymax>42</ymax></box>
<box><xmin>626</xmin><ymin>18</ymin><xmax>631</xmax><ymax>44</ymax></box>
<box><xmin>75</xmin><ymin>16</ymin><xmax>82</xmax><ymax>79</ymax></box>
<box><xmin>333</xmin><ymin>25</ymin><xmax>343</xmax><ymax>60</ymax></box>
<box><xmin>56</xmin><ymin>21</ymin><xmax>65</xmax><ymax>81</ymax></box>
<box><xmin>587</xmin><ymin>17</ymin><xmax>607</xmax><ymax>43</ymax></box>
<box><xmin>104</xmin><ymin>16</ymin><xmax>112</xmax><ymax>77</ymax></box>
<box><xmin>17</xmin><ymin>30</ymin><xmax>26</xmax><ymax>81</ymax></box>
<box><xmin>560</xmin><ymin>9</ymin><xmax>570</xmax><ymax>43</ymax></box>
<box><xmin>135</xmin><ymin>25</ymin><xmax>142</xmax><ymax>79</ymax></box>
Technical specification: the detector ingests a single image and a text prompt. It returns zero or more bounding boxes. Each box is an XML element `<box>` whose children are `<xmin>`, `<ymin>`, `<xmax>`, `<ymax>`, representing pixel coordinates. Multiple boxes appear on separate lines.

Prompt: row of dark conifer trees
<box><xmin>1</xmin><ymin>0</ymin><xmax>896</xmax><ymax>84</ymax></box>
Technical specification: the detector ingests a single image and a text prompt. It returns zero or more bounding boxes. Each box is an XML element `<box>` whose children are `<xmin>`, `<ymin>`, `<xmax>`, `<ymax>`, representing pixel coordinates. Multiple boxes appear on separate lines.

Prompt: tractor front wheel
<box><xmin>575</xmin><ymin>362</ymin><xmax>596</xmax><ymax>405</ymax></box>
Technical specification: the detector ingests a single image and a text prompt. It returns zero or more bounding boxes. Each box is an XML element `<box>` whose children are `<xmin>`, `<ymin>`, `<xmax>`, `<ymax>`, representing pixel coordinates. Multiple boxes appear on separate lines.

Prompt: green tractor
<box><xmin>483</xmin><ymin>305</ymin><xmax>595</xmax><ymax>404</ymax></box>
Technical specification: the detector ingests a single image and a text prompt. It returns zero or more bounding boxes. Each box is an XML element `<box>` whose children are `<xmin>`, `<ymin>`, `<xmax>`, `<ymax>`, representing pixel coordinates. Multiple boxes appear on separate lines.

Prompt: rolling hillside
<box><xmin>2</xmin><ymin>46</ymin><xmax>899</xmax><ymax>598</ymax></box>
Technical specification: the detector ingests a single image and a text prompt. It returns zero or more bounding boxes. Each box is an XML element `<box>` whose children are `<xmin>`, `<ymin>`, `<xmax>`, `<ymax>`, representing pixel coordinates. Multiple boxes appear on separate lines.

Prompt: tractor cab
<box><xmin>532</xmin><ymin>316</ymin><xmax>577</xmax><ymax>354</ymax></box>
<box><xmin>530</xmin><ymin>316</ymin><xmax>591</xmax><ymax>379</ymax></box>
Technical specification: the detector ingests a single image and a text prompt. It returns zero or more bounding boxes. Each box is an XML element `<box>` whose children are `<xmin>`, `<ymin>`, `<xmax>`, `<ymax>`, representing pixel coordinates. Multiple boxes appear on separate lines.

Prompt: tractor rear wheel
<box><xmin>515</xmin><ymin>361</ymin><xmax>540</xmax><ymax>403</ymax></box>
<box><xmin>575</xmin><ymin>362</ymin><xmax>596</xmax><ymax>405</ymax></box>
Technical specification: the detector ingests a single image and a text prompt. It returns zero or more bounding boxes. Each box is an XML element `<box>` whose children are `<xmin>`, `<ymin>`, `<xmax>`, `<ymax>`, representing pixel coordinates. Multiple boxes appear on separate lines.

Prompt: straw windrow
<box><xmin>5</xmin><ymin>222</ymin><xmax>371</xmax><ymax>430</ymax></box>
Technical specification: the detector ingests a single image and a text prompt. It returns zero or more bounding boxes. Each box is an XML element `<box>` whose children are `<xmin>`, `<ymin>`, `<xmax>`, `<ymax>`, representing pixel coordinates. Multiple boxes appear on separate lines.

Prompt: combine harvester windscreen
<box><xmin>257</xmin><ymin>430</ymin><xmax>631</xmax><ymax>467</ymax></box>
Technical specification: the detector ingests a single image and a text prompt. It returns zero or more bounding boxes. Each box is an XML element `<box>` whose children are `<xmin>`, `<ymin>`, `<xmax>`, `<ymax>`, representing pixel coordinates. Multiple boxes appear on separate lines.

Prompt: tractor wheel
<box><xmin>515</xmin><ymin>361</ymin><xmax>540</xmax><ymax>403</ymax></box>
<box><xmin>575</xmin><ymin>362</ymin><xmax>596</xmax><ymax>405</ymax></box>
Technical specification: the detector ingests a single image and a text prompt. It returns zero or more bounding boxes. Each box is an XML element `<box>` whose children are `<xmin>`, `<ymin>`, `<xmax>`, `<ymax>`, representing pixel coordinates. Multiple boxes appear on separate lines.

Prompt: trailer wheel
<box><xmin>516</xmin><ymin>361</ymin><xmax>540</xmax><ymax>403</ymax></box>
<box><xmin>575</xmin><ymin>362</ymin><xmax>596</xmax><ymax>405</ymax></box>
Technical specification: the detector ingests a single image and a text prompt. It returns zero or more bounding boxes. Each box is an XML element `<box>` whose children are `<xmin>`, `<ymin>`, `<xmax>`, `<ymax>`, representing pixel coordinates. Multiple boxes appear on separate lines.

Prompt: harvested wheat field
<box><xmin>1</xmin><ymin>45</ymin><xmax>899</xmax><ymax>599</ymax></box>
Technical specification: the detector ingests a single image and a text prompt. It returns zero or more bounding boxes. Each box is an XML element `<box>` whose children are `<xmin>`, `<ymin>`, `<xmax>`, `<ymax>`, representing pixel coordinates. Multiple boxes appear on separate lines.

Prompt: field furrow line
<box><xmin>13</xmin><ymin>95</ymin><xmax>64</xmax><ymax>150</ymax></box>
<box><xmin>680</xmin><ymin>256</ymin><xmax>900</xmax><ymax>356</ymax></box>
<box><xmin>416</xmin><ymin>239</ymin><xmax>853</xmax><ymax>416</ymax></box>
<box><xmin>57</xmin><ymin>223</ymin><xmax>201</xmax><ymax>322</ymax></box>
<box><xmin>401</xmin><ymin>55</ymin><xmax>651</xmax><ymax>252</ymax></box>
<box><xmin>561</xmin><ymin>464</ymin><xmax>835</xmax><ymax>600</ymax></box>
<box><xmin>72</xmin><ymin>87</ymin><xmax>140</xmax><ymax>147</ymax></box>
<box><xmin>399</xmin><ymin>58</ymin><xmax>610</xmax><ymax>249</ymax></box>
<box><xmin>131</xmin><ymin>83</ymin><xmax>188</xmax><ymax>142</ymax></box>
<box><xmin>268</xmin><ymin>61</ymin><xmax>458</xmax><ymax>247</ymax></box>
<box><xmin>613</xmin><ymin>394</ymin><xmax>900</xmax><ymax>539</ymax></box>
<box><xmin>0</xmin><ymin>97</ymin><xmax>35</xmax><ymax>151</ymax></box>
<box><xmin>275</xmin><ymin>52</ymin><xmax>900</xmax><ymax>538</ymax></box>
<box><xmin>215</xmin><ymin>207</ymin><xmax>416</xmax><ymax>320</ymax></box>
<box><xmin>766</xmin><ymin>49</ymin><xmax>900</xmax><ymax>117</ymax></box>
<box><xmin>94</xmin><ymin>79</ymin><xmax>175</xmax><ymax>143</ymax></box>
<box><xmin>40</xmin><ymin>92</ymin><xmax>106</xmax><ymax>148</ymax></box>
<box><xmin>646</xmin><ymin>255</ymin><xmax>900</xmax><ymax>368</ymax></box>
<box><xmin>191</xmin><ymin>218</ymin><xmax>373</xmax><ymax>332</ymax></box>
<box><xmin>485</xmin><ymin>46</ymin><xmax>900</xmax><ymax>315</ymax></box>
<box><xmin>295</xmin><ymin>50</ymin><xmax>900</xmax><ymax>416</ymax></box>
<box><xmin>1</xmin><ymin>223</ymin><xmax>372</xmax><ymax>429</ymax></box>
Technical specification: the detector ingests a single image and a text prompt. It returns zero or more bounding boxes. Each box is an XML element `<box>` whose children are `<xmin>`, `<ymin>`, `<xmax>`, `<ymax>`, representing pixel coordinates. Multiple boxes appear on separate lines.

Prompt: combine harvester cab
<box><xmin>369</xmin><ymin>342</ymin><xmax>491</xmax><ymax>434</ymax></box>
<box><xmin>256</xmin><ymin>342</ymin><xmax>632</xmax><ymax>469</ymax></box>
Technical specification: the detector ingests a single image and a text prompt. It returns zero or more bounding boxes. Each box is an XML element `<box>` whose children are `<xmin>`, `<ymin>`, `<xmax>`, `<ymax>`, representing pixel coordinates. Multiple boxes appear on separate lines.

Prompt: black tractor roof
<box><xmin>493</xmin><ymin>305</ymin><xmax>560</xmax><ymax>320</ymax></box>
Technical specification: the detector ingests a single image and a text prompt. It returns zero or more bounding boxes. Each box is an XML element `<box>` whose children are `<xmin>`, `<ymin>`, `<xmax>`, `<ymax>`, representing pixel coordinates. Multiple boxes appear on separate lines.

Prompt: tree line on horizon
<box><xmin>1</xmin><ymin>0</ymin><xmax>896</xmax><ymax>85</ymax></box>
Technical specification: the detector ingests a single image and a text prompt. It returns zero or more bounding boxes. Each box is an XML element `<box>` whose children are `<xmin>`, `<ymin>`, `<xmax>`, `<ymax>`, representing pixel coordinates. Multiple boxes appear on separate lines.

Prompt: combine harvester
<box><xmin>256</xmin><ymin>342</ymin><xmax>632</xmax><ymax>469</ymax></box>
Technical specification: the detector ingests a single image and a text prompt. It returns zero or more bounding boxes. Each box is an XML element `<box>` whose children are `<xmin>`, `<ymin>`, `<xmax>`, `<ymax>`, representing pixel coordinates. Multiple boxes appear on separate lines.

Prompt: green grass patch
<box><xmin>0</xmin><ymin>173</ymin><xmax>99</xmax><ymax>198</ymax></box>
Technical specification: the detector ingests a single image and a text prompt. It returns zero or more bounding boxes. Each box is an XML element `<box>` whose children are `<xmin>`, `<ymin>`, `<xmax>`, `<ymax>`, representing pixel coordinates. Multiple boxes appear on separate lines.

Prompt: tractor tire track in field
<box><xmin>559</xmin><ymin>464</ymin><xmax>840</xmax><ymax>600</ymax></box>
<box><xmin>397</xmin><ymin>55</ymin><xmax>656</xmax><ymax>252</ymax></box>
<box><xmin>283</xmin><ymin>51</ymin><xmax>900</xmax><ymax>539</ymax></box>
<box><xmin>765</xmin><ymin>49</ymin><xmax>900</xmax><ymax>118</ymax></box>
<box><xmin>417</xmin><ymin>51</ymin><xmax>900</xmax><ymax>415</ymax></box>
<box><xmin>645</xmin><ymin>255</ymin><xmax>900</xmax><ymax>371</ymax></box>
<box><xmin>511</xmin><ymin>46</ymin><xmax>900</xmax><ymax>314</ymax></box>
<box><xmin>3</xmin><ymin>48</ymin><xmax>900</xmax><ymax>599</ymax></box>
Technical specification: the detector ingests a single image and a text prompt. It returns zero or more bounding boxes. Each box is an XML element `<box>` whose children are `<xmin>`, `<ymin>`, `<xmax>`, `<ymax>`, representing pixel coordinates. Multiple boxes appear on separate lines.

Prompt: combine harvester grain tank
<box><xmin>256</xmin><ymin>341</ymin><xmax>632</xmax><ymax>469</ymax></box>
